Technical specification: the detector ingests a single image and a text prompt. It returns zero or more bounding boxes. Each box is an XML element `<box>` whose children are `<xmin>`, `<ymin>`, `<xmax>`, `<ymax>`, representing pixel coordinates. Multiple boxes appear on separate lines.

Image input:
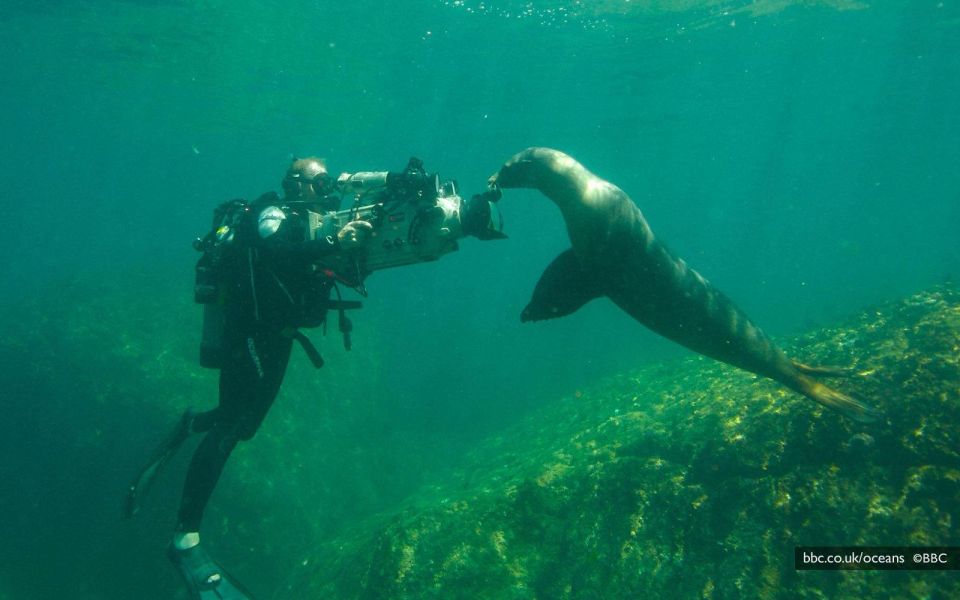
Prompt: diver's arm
<box><xmin>256</xmin><ymin>205</ymin><xmax>371</xmax><ymax>262</ymax></box>
<box><xmin>255</xmin><ymin>205</ymin><xmax>339</xmax><ymax>261</ymax></box>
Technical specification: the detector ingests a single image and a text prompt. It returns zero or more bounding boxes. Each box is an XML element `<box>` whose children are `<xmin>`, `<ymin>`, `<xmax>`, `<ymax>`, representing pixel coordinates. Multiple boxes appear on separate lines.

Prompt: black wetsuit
<box><xmin>177</xmin><ymin>193</ymin><xmax>339</xmax><ymax>532</ymax></box>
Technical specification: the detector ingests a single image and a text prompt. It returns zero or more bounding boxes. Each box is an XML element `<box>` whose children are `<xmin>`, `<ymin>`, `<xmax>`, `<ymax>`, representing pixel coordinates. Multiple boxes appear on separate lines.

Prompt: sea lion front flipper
<box><xmin>521</xmin><ymin>248</ymin><xmax>603</xmax><ymax>323</ymax></box>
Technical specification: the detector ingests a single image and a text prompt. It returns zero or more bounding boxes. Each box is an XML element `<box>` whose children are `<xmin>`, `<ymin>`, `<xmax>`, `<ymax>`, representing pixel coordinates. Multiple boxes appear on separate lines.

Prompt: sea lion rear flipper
<box><xmin>521</xmin><ymin>248</ymin><xmax>603</xmax><ymax>323</ymax></box>
<box><xmin>793</xmin><ymin>362</ymin><xmax>855</xmax><ymax>378</ymax></box>
<box><xmin>800</xmin><ymin>378</ymin><xmax>883</xmax><ymax>424</ymax></box>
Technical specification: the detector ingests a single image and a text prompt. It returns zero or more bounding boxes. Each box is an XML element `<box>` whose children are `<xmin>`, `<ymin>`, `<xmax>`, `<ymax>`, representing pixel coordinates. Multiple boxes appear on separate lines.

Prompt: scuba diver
<box><xmin>123</xmin><ymin>153</ymin><xmax>505</xmax><ymax>599</ymax></box>
<box><xmin>123</xmin><ymin>157</ymin><xmax>373</xmax><ymax>599</ymax></box>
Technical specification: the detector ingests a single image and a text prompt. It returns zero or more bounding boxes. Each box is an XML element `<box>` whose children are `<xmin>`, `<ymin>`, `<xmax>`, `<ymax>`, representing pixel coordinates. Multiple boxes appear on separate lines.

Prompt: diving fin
<box><xmin>521</xmin><ymin>248</ymin><xmax>603</xmax><ymax>322</ymax></box>
<box><xmin>122</xmin><ymin>410</ymin><xmax>195</xmax><ymax>519</ymax></box>
<box><xmin>168</xmin><ymin>543</ymin><xmax>256</xmax><ymax>600</ymax></box>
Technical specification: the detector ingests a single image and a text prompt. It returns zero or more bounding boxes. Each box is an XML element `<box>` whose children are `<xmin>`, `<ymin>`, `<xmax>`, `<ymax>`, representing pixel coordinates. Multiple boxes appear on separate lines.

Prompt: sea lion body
<box><xmin>492</xmin><ymin>147</ymin><xmax>878</xmax><ymax>422</ymax></box>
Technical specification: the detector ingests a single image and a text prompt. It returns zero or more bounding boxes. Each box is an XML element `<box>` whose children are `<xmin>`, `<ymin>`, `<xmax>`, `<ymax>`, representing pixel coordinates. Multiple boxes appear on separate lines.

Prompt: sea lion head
<box><xmin>488</xmin><ymin>147</ymin><xmax>577</xmax><ymax>190</ymax></box>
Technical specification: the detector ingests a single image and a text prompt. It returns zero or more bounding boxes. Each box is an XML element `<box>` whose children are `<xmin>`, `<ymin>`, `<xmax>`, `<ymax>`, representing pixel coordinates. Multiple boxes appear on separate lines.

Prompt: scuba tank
<box><xmin>194</xmin><ymin>199</ymin><xmax>250</xmax><ymax>369</ymax></box>
<box><xmin>199</xmin><ymin>304</ymin><xmax>224</xmax><ymax>369</ymax></box>
<box><xmin>195</xmin><ymin>251</ymin><xmax>225</xmax><ymax>369</ymax></box>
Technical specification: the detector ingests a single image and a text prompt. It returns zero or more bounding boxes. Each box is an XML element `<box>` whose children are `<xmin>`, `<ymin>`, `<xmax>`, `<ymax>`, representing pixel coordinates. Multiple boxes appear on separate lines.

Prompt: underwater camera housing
<box><xmin>306</xmin><ymin>157</ymin><xmax>504</xmax><ymax>280</ymax></box>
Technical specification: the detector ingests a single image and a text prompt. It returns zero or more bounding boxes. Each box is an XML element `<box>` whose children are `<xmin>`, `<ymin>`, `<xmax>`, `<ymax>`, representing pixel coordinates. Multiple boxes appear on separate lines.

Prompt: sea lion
<box><xmin>490</xmin><ymin>147</ymin><xmax>879</xmax><ymax>422</ymax></box>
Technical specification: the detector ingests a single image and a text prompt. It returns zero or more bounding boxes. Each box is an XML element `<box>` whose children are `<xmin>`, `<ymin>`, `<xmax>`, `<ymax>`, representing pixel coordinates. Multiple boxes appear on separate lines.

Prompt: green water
<box><xmin>0</xmin><ymin>1</ymin><xmax>957</xmax><ymax>598</ymax></box>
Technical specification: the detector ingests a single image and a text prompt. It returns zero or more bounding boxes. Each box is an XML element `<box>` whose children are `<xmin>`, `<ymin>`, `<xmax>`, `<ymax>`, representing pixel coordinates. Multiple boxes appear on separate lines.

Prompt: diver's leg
<box><xmin>122</xmin><ymin>409</ymin><xmax>198</xmax><ymax>518</ymax></box>
<box><xmin>175</xmin><ymin>421</ymin><xmax>241</xmax><ymax>533</ymax></box>
<box><xmin>173</xmin><ymin>329</ymin><xmax>259</xmax><ymax>533</ymax></box>
<box><xmin>169</xmin><ymin>333</ymin><xmax>292</xmax><ymax>598</ymax></box>
<box><xmin>235</xmin><ymin>332</ymin><xmax>293</xmax><ymax>441</ymax></box>
<box><xmin>168</xmin><ymin>339</ymin><xmax>256</xmax><ymax>598</ymax></box>
<box><xmin>175</xmin><ymin>333</ymin><xmax>292</xmax><ymax>528</ymax></box>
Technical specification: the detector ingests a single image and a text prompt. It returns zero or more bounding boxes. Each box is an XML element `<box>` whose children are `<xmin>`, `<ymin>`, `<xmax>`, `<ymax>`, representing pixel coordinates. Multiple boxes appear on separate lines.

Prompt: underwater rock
<box><xmin>3</xmin><ymin>273</ymin><xmax>957</xmax><ymax>599</ymax></box>
<box><xmin>290</xmin><ymin>285</ymin><xmax>960</xmax><ymax>599</ymax></box>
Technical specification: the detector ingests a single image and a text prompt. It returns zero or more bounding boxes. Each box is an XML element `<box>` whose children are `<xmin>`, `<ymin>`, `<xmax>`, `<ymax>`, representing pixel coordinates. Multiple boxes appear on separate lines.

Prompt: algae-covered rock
<box><xmin>3</xmin><ymin>271</ymin><xmax>957</xmax><ymax>599</ymax></box>
<box><xmin>290</xmin><ymin>285</ymin><xmax>960</xmax><ymax>599</ymax></box>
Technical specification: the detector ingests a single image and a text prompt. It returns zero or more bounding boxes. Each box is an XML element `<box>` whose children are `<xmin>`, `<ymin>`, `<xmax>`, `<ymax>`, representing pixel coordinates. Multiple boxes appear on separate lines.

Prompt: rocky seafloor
<box><xmin>1</xmin><ymin>278</ymin><xmax>957</xmax><ymax>599</ymax></box>
<box><xmin>284</xmin><ymin>285</ymin><xmax>960</xmax><ymax>600</ymax></box>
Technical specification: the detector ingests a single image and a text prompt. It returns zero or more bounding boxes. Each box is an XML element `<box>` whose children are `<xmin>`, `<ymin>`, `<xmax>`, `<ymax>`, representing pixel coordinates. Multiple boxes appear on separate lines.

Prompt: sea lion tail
<box><xmin>796</xmin><ymin>376</ymin><xmax>882</xmax><ymax>423</ymax></box>
<box><xmin>792</xmin><ymin>362</ymin><xmax>855</xmax><ymax>378</ymax></box>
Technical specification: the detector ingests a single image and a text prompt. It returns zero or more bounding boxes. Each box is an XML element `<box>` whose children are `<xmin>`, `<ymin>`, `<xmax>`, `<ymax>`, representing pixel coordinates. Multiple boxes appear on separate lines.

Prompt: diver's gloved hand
<box><xmin>337</xmin><ymin>220</ymin><xmax>374</xmax><ymax>251</ymax></box>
